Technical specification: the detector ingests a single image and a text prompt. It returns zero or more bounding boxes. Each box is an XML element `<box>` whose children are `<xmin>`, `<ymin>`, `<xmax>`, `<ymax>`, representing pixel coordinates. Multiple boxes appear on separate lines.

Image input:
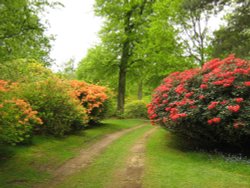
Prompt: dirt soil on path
<box><xmin>36</xmin><ymin>124</ymin><xmax>146</xmax><ymax>188</ymax></box>
<box><xmin>108</xmin><ymin>127</ymin><xmax>157</xmax><ymax>188</ymax></box>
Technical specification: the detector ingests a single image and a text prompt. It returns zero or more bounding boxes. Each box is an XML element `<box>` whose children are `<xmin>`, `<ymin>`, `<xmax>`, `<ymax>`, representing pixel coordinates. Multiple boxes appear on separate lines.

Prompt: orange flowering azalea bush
<box><xmin>148</xmin><ymin>55</ymin><xmax>250</xmax><ymax>148</ymax></box>
<box><xmin>0</xmin><ymin>69</ymin><xmax>111</xmax><ymax>143</ymax></box>
<box><xmin>16</xmin><ymin>77</ymin><xmax>88</xmax><ymax>136</ymax></box>
<box><xmin>0</xmin><ymin>81</ymin><xmax>42</xmax><ymax>144</ymax></box>
<box><xmin>70</xmin><ymin>80</ymin><xmax>110</xmax><ymax>123</ymax></box>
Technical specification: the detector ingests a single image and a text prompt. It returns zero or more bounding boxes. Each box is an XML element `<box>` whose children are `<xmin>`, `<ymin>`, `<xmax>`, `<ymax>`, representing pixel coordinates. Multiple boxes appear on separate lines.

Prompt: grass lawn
<box><xmin>143</xmin><ymin>127</ymin><xmax>250</xmax><ymax>188</ymax></box>
<box><xmin>1</xmin><ymin>119</ymin><xmax>250</xmax><ymax>188</ymax></box>
<box><xmin>0</xmin><ymin>119</ymin><xmax>146</xmax><ymax>188</ymax></box>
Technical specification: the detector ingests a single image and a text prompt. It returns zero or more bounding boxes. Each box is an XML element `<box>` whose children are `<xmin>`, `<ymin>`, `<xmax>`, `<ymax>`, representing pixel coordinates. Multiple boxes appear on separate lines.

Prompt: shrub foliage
<box><xmin>0</xmin><ymin>69</ymin><xmax>110</xmax><ymax>144</ymax></box>
<box><xmin>15</xmin><ymin>78</ymin><xmax>88</xmax><ymax>136</ymax></box>
<box><xmin>70</xmin><ymin>80</ymin><xmax>109</xmax><ymax>122</ymax></box>
<box><xmin>148</xmin><ymin>55</ymin><xmax>250</xmax><ymax>148</ymax></box>
<box><xmin>124</xmin><ymin>100</ymin><xmax>148</xmax><ymax>119</ymax></box>
<box><xmin>0</xmin><ymin>81</ymin><xmax>42</xmax><ymax>144</ymax></box>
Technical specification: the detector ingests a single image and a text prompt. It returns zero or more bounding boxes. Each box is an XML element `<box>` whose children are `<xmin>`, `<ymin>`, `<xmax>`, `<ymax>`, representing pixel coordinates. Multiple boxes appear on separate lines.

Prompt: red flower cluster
<box><xmin>220</xmin><ymin>100</ymin><xmax>228</xmax><ymax>105</ymax></box>
<box><xmin>208</xmin><ymin>101</ymin><xmax>219</xmax><ymax>110</ymax></box>
<box><xmin>185</xmin><ymin>92</ymin><xmax>194</xmax><ymax>98</ymax></box>
<box><xmin>227</xmin><ymin>105</ymin><xmax>240</xmax><ymax>113</ymax></box>
<box><xmin>207</xmin><ymin>117</ymin><xmax>221</xmax><ymax>125</ymax></box>
<box><xmin>175</xmin><ymin>84</ymin><xmax>187</xmax><ymax>94</ymax></box>
<box><xmin>200</xmin><ymin>84</ymin><xmax>208</xmax><ymax>89</ymax></box>
<box><xmin>148</xmin><ymin>69</ymin><xmax>199</xmax><ymax>123</ymax></box>
<box><xmin>169</xmin><ymin>107</ymin><xmax>187</xmax><ymax>121</ymax></box>
<box><xmin>212</xmin><ymin>77</ymin><xmax>235</xmax><ymax>87</ymax></box>
<box><xmin>201</xmin><ymin>55</ymin><xmax>250</xmax><ymax>89</ymax></box>
<box><xmin>244</xmin><ymin>81</ymin><xmax>250</xmax><ymax>86</ymax></box>
<box><xmin>199</xmin><ymin>95</ymin><xmax>205</xmax><ymax>99</ymax></box>
<box><xmin>235</xmin><ymin>98</ymin><xmax>244</xmax><ymax>103</ymax></box>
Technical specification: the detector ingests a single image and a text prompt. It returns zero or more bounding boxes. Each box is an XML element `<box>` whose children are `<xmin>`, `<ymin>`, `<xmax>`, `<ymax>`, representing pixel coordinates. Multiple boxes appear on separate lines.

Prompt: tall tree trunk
<box><xmin>117</xmin><ymin>67</ymin><xmax>127</xmax><ymax>113</ymax></box>
<box><xmin>117</xmin><ymin>40</ymin><xmax>130</xmax><ymax>113</ymax></box>
<box><xmin>137</xmin><ymin>80</ymin><xmax>143</xmax><ymax>100</ymax></box>
<box><xmin>117</xmin><ymin>7</ymin><xmax>133</xmax><ymax>113</ymax></box>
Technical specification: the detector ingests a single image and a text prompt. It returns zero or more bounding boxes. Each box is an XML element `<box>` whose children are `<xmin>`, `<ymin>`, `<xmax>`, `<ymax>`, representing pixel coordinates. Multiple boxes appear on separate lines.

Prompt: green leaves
<box><xmin>211</xmin><ymin>1</ymin><xmax>250</xmax><ymax>59</ymax></box>
<box><xmin>77</xmin><ymin>0</ymin><xmax>195</xmax><ymax>108</ymax></box>
<box><xmin>0</xmin><ymin>0</ymin><xmax>54</xmax><ymax>65</ymax></box>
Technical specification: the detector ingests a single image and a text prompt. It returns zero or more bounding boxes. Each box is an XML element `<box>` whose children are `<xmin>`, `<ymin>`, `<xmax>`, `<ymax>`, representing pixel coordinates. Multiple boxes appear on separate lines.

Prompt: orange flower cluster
<box><xmin>0</xmin><ymin>95</ymin><xmax>43</xmax><ymax>144</ymax></box>
<box><xmin>1</xmin><ymin>77</ymin><xmax>109</xmax><ymax>143</ymax></box>
<box><xmin>2</xmin><ymin>99</ymin><xmax>43</xmax><ymax>125</ymax></box>
<box><xmin>0</xmin><ymin>80</ymin><xmax>8</xmax><ymax>92</ymax></box>
<box><xmin>70</xmin><ymin>80</ymin><xmax>108</xmax><ymax>118</ymax></box>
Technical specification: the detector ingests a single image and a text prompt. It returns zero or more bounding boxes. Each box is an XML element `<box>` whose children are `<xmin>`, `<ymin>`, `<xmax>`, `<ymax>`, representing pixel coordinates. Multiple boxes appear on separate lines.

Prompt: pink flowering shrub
<box><xmin>148</xmin><ymin>55</ymin><xmax>250</xmax><ymax>147</ymax></box>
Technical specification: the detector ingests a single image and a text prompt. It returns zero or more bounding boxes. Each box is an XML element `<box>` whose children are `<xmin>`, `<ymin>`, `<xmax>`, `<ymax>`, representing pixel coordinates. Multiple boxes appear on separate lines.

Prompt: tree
<box><xmin>76</xmin><ymin>0</ymin><xmax>195</xmax><ymax>112</ymax></box>
<box><xmin>175</xmin><ymin>0</ymin><xmax>215</xmax><ymax>66</ymax></box>
<box><xmin>121</xmin><ymin>0</ymin><xmax>196</xmax><ymax>101</ymax></box>
<box><xmin>178</xmin><ymin>0</ymin><xmax>250</xmax><ymax>60</ymax></box>
<box><xmin>0</xmin><ymin>0</ymin><xmax>60</xmax><ymax>65</ymax></box>
<box><xmin>94</xmin><ymin>0</ymin><xmax>155</xmax><ymax>113</ymax></box>
<box><xmin>211</xmin><ymin>0</ymin><xmax>250</xmax><ymax>59</ymax></box>
<box><xmin>58</xmin><ymin>58</ymin><xmax>77</xmax><ymax>79</ymax></box>
<box><xmin>77</xmin><ymin>45</ymin><xmax>118</xmax><ymax>88</ymax></box>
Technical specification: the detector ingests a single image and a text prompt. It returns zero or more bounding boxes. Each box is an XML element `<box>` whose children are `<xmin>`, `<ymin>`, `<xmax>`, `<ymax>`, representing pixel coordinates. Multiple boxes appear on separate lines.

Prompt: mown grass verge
<box><xmin>143</xmin><ymin>127</ymin><xmax>250</xmax><ymax>188</ymax></box>
<box><xmin>0</xmin><ymin>119</ymin><xmax>146</xmax><ymax>188</ymax></box>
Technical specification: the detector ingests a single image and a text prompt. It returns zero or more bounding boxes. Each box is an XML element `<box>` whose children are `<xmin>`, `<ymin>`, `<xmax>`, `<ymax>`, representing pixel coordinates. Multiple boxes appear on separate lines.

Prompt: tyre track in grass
<box><xmin>36</xmin><ymin>123</ymin><xmax>147</xmax><ymax>188</ymax></box>
<box><xmin>108</xmin><ymin>127</ymin><xmax>157</xmax><ymax>188</ymax></box>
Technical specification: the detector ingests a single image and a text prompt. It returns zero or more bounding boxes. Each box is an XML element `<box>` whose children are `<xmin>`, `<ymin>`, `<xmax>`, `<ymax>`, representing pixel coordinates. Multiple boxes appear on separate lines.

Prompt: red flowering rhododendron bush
<box><xmin>70</xmin><ymin>80</ymin><xmax>109</xmax><ymax>123</ymax></box>
<box><xmin>0</xmin><ymin>81</ymin><xmax>42</xmax><ymax>144</ymax></box>
<box><xmin>148</xmin><ymin>55</ymin><xmax>250</xmax><ymax>148</ymax></box>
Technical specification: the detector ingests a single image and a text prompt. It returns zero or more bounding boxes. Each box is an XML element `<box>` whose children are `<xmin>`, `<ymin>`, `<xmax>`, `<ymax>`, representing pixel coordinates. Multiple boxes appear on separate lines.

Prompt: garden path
<box><xmin>107</xmin><ymin>127</ymin><xmax>157</xmax><ymax>188</ymax></box>
<box><xmin>36</xmin><ymin>123</ymin><xmax>146</xmax><ymax>188</ymax></box>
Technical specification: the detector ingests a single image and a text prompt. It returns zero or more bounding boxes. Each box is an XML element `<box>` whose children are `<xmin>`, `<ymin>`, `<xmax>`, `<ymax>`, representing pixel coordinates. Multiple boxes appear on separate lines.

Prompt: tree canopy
<box><xmin>77</xmin><ymin>0</ymin><xmax>194</xmax><ymax>113</ymax></box>
<box><xmin>0</xmin><ymin>0</ymin><xmax>59</xmax><ymax>65</ymax></box>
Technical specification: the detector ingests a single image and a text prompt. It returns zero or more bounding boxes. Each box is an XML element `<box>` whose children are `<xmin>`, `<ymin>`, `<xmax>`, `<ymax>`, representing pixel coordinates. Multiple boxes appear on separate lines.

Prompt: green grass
<box><xmin>0</xmin><ymin>119</ymin><xmax>146</xmax><ymax>188</ymax></box>
<box><xmin>143</xmin><ymin>128</ymin><xmax>250</xmax><ymax>188</ymax></box>
<box><xmin>56</xmin><ymin>124</ymin><xmax>152</xmax><ymax>188</ymax></box>
<box><xmin>2</xmin><ymin>119</ymin><xmax>250</xmax><ymax>188</ymax></box>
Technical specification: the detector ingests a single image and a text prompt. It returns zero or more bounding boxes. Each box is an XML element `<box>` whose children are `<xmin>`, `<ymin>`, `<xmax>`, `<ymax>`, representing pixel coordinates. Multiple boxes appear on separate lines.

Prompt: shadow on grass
<box><xmin>165</xmin><ymin>132</ymin><xmax>250</xmax><ymax>159</ymax></box>
<box><xmin>0</xmin><ymin>145</ymin><xmax>15</xmax><ymax>162</ymax></box>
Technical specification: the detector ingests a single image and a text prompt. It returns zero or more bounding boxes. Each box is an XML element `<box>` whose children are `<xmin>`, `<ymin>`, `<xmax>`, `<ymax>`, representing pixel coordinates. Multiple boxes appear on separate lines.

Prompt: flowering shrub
<box><xmin>0</xmin><ymin>80</ymin><xmax>42</xmax><ymax>144</ymax></box>
<box><xmin>0</xmin><ymin>71</ymin><xmax>111</xmax><ymax>142</ymax></box>
<box><xmin>148</xmin><ymin>55</ymin><xmax>250</xmax><ymax>147</ymax></box>
<box><xmin>70</xmin><ymin>80</ymin><xmax>109</xmax><ymax>123</ymax></box>
<box><xmin>15</xmin><ymin>77</ymin><xmax>88</xmax><ymax>136</ymax></box>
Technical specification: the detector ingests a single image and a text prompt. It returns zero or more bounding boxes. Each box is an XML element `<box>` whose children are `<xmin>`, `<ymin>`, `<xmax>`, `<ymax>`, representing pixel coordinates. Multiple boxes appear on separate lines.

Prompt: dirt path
<box><xmin>108</xmin><ymin>127</ymin><xmax>157</xmax><ymax>188</ymax></box>
<box><xmin>36</xmin><ymin>124</ymin><xmax>146</xmax><ymax>188</ymax></box>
